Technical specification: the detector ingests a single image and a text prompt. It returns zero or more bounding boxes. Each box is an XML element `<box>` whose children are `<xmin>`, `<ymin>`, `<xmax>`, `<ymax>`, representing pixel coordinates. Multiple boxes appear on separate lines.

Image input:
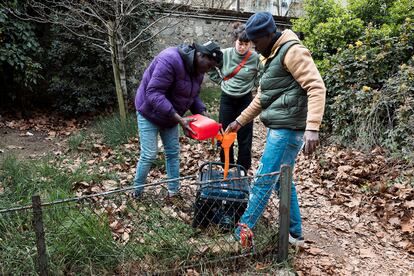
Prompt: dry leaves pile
<box><xmin>295</xmin><ymin>146</ymin><xmax>414</xmax><ymax>275</ymax></box>
<box><xmin>0</xmin><ymin>114</ymin><xmax>83</xmax><ymax>137</ymax></box>
<box><xmin>296</xmin><ymin>146</ymin><xmax>413</xmax><ymax>246</ymax></box>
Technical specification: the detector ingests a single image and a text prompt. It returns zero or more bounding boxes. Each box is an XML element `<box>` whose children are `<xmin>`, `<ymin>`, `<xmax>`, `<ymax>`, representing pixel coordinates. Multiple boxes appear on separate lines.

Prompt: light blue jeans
<box><xmin>134</xmin><ymin>112</ymin><xmax>180</xmax><ymax>196</ymax></box>
<box><xmin>235</xmin><ymin>128</ymin><xmax>304</xmax><ymax>239</ymax></box>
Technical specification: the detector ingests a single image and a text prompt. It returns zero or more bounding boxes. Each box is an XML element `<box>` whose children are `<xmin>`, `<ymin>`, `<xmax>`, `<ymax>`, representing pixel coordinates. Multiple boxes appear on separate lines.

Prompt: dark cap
<box><xmin>194</xmin><ymin>41</ymin><xmax>223</xmax><ymax>64</ymax></box>
<box><xmin>245</xmin><ymin>12</ymin><xmax>276</xmax><ymax>40</ymax></box>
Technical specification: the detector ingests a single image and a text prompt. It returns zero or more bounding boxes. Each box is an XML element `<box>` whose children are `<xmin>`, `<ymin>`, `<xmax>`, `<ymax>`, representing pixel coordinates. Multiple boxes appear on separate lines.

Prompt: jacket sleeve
<box><xmin>236</xmin><ymin>87</ymin><xmax>263</xmax><ymax>126</ymax></box>
<box><xmin>190</xmin><ymin>94</ymin><xmax>206</xmax><ymax>114</ymax></box>
<box><xmin>208</xmin><ymin>67</ymin><xmax>223</xmax><ymax>85</ymax></box>
<box><xmin>283</xmin><ymin>44</ymin><xmax>326</xmax><ymax>131</ymax></box>
<box><xmin>144</xmin><ymin>58</ymin><xmax>176</xmax><ymax>117</ymax></box>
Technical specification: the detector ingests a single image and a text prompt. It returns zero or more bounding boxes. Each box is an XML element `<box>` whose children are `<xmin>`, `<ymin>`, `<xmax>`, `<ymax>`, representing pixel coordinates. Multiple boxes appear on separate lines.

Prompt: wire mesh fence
<box><xmin>0</xmin><ymin>164</ymin><xmax>292</xmax><ymax>275</ymax></box>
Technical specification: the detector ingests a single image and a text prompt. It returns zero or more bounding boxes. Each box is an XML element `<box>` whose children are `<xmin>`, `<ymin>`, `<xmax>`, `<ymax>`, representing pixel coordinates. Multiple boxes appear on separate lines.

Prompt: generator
<box><xmin>192</xmin><ymin>162</ymin><xmax>250</xmax><ymax>232</ymax></box>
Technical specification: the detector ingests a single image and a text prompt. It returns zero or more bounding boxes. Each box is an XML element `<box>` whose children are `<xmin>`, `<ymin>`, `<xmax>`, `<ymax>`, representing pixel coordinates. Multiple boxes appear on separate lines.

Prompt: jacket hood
<box><xmin>268</xmin><ymin>29</ymin><xmax>300</xmax><ymax>59</ymax></box>
<box><xmin>178</xmin><ymin>44</ymin><xmax>196</xmax><ymax>75</ymax></box>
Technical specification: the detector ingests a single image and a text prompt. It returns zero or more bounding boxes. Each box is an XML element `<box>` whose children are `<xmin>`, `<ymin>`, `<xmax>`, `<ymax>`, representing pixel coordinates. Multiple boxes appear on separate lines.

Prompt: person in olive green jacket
<box><xmin>226</xmin><ymin>12</ymin><xmax>326</xmax><ymax>247</ymax></box>
<box><xmin>209</xmin><ymin>22</ymin><xmax>260</xmax><ymax>171</ymax></box>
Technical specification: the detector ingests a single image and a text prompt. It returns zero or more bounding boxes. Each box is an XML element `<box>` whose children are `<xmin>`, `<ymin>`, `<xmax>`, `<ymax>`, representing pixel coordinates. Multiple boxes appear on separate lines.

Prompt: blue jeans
<box><xmin>134</xmin><ymin>112</ymin><xmax>180</xmax><ymax>196</ymax></box>
<box><xmin>235</xmin><ymin>129</ymin><xmax>304</xmax><ymax>239</ymax></box>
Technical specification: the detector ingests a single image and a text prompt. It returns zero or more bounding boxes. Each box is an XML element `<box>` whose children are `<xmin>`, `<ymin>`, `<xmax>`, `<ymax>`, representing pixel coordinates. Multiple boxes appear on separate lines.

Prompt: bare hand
<box><xmin>201</xmin><ymin>110</ymin><xmax>211</xmax><ymax>118</ymax></box>
<box><xmin>174</xmin><ymin>113</ymin><xmax>197</xmax><ymax>137</ymax></box>
<box><xmin>225</xmin><ymin>121</ymin><xmax>242</xmax><ymax>133</ymax></box>
<box><xmin>303</xmin><ymin>130</ymin><xmax>319</xmax><ymax>155</ymax></box>
<box><xmin>180</xmin><ymin>117</ymin><xmax>197</xmax><ymax>137</ymax></box>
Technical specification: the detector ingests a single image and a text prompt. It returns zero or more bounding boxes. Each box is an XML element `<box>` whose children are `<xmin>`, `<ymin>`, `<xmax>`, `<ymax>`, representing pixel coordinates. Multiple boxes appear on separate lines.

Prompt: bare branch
<box><xmin>92</xmin><ymin>42</ymin><xmax>111</xmax><ymax>53</ymax></box>
<box><xmin>123</xmin><ymin>12</ymin><xmax>171</xmax><ymax>50</ymax></box>
<box><xmin>125</xmin><ymin>16</ymin><xmax>184</xmax><ymax>58</ymax></box>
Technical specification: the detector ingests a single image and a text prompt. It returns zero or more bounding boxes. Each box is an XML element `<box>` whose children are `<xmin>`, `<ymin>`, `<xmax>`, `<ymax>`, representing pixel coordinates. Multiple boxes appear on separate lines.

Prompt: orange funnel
<box><xmin>215</xmin><ymin>132</ymin><xmax>237</xmax><ymax>179</ymax></box>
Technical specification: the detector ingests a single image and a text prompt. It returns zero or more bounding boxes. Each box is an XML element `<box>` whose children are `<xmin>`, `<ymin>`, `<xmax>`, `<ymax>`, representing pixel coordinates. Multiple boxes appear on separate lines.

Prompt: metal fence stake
<box><xmin>32</xmin><ymin>195</ymin><xmax>49</xmax><ymax>276</ymax></box>
<box><xmin>277</xmin><ymin>165</ymin><xmax>292</xmax><ymax>263</ymax></box>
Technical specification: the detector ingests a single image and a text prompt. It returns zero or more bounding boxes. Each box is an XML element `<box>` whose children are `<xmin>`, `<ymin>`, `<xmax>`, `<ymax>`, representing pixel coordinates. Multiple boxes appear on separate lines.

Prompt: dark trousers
<box><xmin>219</xmin><ymin>92</ymin><xmax>253</xmax><ymax>170</ymax></box>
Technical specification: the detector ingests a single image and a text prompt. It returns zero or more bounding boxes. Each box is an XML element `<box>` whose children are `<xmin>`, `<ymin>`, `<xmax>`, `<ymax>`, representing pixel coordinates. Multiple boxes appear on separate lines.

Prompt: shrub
<box><xmin>347</xmin><ymin>0</ymin><xmax>396</xmax><ymax>27</ymax></box>
<box><xmin>360</xmin><ymin>62</ymin><xmax>414</xmax><ymax>158</ymax></box>
<box><xmin>44</xmin><ymin>26</ymin><xmax>115</xmax><ymax>115</ymax></box>
<box><xmin>323</xmin><ymin>20</ymin><xmax>414</xmax><ymax>157</ymax></box>
<box><xmin>295</xmin><ymin>12</ymin><xmax>364</xmax><ymax>61</ymax></box>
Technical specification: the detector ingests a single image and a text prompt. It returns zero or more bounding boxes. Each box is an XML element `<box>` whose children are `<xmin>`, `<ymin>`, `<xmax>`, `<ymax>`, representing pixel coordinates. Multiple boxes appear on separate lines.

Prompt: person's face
<box><xmin>195</xmin><ymin>52</ymin><xmax>219</xmax><ymax>74</ymax></box>
<box><xmin>251</xmin><ymin>34</ymin><xmax>273</xmax><ymax>55</ymax></box>
<box><xmin>235</xmin><ymin>39</ymin><xmax>251</xmax><ymax>55</ymax></box>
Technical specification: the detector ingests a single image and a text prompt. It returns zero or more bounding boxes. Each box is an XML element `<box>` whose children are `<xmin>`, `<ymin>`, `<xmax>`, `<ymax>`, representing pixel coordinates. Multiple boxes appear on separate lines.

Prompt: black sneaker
<box><xmin>289</xmin><ymin>234</ymin><xmax>305</xmax><ymax>247</ymax></box>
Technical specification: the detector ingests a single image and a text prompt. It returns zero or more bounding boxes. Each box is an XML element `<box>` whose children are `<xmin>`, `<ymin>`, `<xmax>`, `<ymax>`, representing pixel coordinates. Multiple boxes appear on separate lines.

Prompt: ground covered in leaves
<box><xmin>0</xmin><ymin>114</ymin><xmax>413</xmax><ymax>275</ymax></box>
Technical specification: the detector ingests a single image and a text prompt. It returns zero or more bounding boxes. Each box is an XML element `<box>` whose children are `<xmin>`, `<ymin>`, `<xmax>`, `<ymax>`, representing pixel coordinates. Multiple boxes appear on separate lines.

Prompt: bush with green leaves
<box><xmin>363</xmin><ymin>62</ymin><xmax>414</xmax><ymax>158</ymax></box>
<box><xmin>293</xmin><ymin>2</ymin><xmax>364</xmax><ymax>61</ymax></box>
<box><xmin>294</xmin><ymin>0</ymin><xmax>414</xmax><ymax>158</ymax></box>
<box><xmin>347</xmin><ymin>0</ymin><xmax>396</xmax><ymax>27</ymax></box>
<box><xmin>43</xmin><ymin>26</ymin><xmax>116</xmax><ymax>114</ymax></box>
<box><xmin>323</xmin><ymin>20</ymin><xmax>414</xmax><ymax>156</ymax></box>
<box><xmin>0</xmin><ymin>2</ymin><xmax>42</xmax><ymax>109</ymax></box>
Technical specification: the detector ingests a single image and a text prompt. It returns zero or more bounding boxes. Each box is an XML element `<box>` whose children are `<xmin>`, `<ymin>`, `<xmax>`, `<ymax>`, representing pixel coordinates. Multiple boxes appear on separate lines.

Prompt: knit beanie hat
<box><xmin>245</xmin><ymin>12</ymin><xmax>276</xmax><ymax>40</ymax></box>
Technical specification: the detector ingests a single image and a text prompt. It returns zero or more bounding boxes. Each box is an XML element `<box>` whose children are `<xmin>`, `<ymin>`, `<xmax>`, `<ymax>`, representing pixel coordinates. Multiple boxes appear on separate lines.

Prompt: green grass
<box><xmin>199</xmin><ymin>86</ymin><xmax>221</xmax><ymax>109</ymax></box>
<box><xmin>46</xmin><ymin>207</ymin><xmax>121</xmax><ymax>274</ymax></box>
<box><xmin>0</xmin><ymin>155</ymin><xmax>102</xmax><ymax>207</ymax></box>
<box><xmin>68</xmin><ymin>131</ymin><xmax>87</xmax><ymax>151</ymax></box>
<box><xmin>93</xmin><ymin>113</ymin><xmax>138</xmax><ymax>148</ymax></box>
<box><xmin>199</xmin><ymin>86</ymin><xmax>221</xmax><ymax>122</ymax></box>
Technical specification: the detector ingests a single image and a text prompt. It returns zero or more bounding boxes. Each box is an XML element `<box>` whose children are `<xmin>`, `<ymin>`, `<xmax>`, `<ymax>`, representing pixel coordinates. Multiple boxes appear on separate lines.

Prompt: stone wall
<box><xmin>152</xmin><ymin>7</ymin><xmax>293</xmax><ymax>54</ymax></box>
<box><xmin>154</xmin><ymin>17</ymin><xmax>236</xmax><ymax>52</ymax></box>
<box><xmin>144</xmin><ymin>7</ymin><xmax>293</xmax><ymax>87</ymax></box>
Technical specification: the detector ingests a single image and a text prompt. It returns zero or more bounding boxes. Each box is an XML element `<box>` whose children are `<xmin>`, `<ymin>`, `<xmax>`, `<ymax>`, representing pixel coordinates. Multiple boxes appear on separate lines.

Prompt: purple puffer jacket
<box><xmin>135</xmin><ymin>45</ymin><xmax>206</xmax><ymax>128</ymax></box>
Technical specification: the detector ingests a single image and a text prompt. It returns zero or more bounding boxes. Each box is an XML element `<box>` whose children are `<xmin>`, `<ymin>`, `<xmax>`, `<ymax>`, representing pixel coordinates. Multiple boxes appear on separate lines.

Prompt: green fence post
<box><xmin>32</xmin><ymin>195</ymin><xmax>49</xmax><ymax>276</ymax></box>
<box><xmin>277</xmin><ymin>165</ymin><xmax>291</xmax><ymax>263</ymax></box>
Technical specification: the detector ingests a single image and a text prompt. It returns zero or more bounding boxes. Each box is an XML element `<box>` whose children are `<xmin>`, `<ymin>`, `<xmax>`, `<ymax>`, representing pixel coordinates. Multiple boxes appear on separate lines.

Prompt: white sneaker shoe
<box><xmin>289</xmin><ymin>234</ymin><xmax>305</xmax><ymax>247</ymax></box>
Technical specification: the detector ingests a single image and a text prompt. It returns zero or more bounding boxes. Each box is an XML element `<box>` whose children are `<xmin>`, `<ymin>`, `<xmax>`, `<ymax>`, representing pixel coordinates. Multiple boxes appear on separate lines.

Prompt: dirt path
<box><xmin>0</xmin><ymin>127</ymin><xmax>61</xmax><ymax>165</ymax></box>
<box><xmin>295</xmin><ymin>180</ymin><xmax>414</xmax><ymax>275</ymax></box>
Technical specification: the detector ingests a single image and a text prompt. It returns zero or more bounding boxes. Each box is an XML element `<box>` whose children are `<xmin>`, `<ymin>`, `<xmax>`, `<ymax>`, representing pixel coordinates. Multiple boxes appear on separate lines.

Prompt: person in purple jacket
<box><xmin>133</xmin><ymin>41</ymin><xmax>223</xmax><ymax>201</ymax></box>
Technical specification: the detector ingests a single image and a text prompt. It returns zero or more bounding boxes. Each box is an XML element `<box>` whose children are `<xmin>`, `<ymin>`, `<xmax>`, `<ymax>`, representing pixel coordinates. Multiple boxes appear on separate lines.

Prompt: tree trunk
<box><xmin>117</xmin><ymin>39</ymin><xmax>128</xmax><ymax>112</ymax></box>
<box><xmin>108</xmin><ymin>21</ymin><xmax>127</xmax><ymax>124</ymax></box>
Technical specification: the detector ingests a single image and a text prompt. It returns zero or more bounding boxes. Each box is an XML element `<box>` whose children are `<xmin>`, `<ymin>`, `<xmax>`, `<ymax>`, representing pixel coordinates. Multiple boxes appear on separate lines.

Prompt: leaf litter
<box><xmin>1</xmin><ymin>115</ymin><xmax>413</xmax><ymax>274</ymax></box>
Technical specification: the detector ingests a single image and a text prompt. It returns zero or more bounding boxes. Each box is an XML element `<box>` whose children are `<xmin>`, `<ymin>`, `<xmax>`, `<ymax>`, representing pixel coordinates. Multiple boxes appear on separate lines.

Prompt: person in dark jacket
<box><xmin>134</xmin><ymin>41</ymin><xmax>223</xmax><ymax>200</ymax></box>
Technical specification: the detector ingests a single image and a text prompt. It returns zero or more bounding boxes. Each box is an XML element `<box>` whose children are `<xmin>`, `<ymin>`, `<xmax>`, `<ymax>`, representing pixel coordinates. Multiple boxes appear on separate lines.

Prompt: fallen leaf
<box><xmin>87</xmin><ymin>159</ymin><xmax>95</xmax><ymax>165</ymax></box>
<box><xmin>404</xmin><ymin>200</ymin><xmax>414</xmax><ymax>208</ymax></box>
<box><xmin>102</xmin><ymin>180</ymin><xmax>118</xmax><ymax>190</ymax></box>
<box><xmin>7</xmin><ymin>145</ymin><xmax>24</xmax><ymax>150</ymax></box>
<box><xmin>121</xmin><ymin>232</ymin><xmax>129</xmax><ymax>243</ymax></box>
<box><xmin>48</xmin><ymin>131</ymin><xmax>56</xmax><ymax>137</ymax></box>
<box><xmin>255</xmin><ymin>262</ymin><xmax>271</xmax><ymax>271</ymax></box>
<box><xmin>307</xmin><ymin>247</ymin><xmax>323</xmax><ymax>255</ymax></box>
<box><xmin>388</xmin><ymin>217</ymin><xmax>400</xmax><ymax>226</ymax></box>
<box><xmin>401</xmin><ymin>220</ymin><xmax>414</xmax><ymax>233</ymax></box>
<box><xmin>360</xmin><ymin>248</ymin><xmax>376</xmax><ymax>258</ymax></box>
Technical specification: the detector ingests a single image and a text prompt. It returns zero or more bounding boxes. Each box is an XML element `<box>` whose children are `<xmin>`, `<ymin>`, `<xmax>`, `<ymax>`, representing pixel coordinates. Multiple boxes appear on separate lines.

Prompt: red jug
<box><xmin>186</xmin><ymin>114</ymin><xmax>222</xmax><ymax>140</ymax></box>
